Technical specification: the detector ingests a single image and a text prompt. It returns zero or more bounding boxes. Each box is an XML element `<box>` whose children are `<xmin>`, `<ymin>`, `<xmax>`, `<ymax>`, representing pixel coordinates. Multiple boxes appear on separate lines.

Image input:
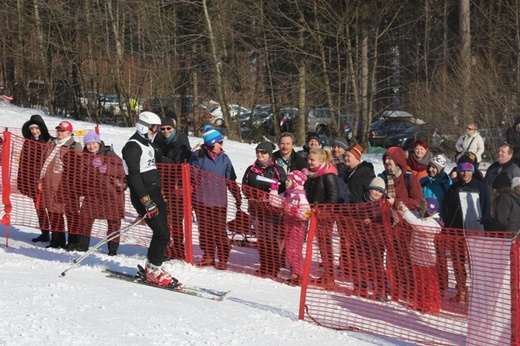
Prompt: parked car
<box><xmin>305</xmin><ymin>107</ymin><xmax>353</xmax><ymax>140</ymax></box>
<box><xmin>369</xmin><ymin>113</ymin><xmax>416</xmax><ymax>147</ymax></box>
<box><xmin>385</xmin><ymin>124</ymin><xmax>446</xmax><ymax>151</ymax></box>
<box><xmin>208</xmin><ymin>104</ymin><xmax>251</xmax><ymax>127</ymax></box>
<box><xmin>242</xmin><ymin>106</ymin><xmax>298</xmax><ymax>134</ymax></box>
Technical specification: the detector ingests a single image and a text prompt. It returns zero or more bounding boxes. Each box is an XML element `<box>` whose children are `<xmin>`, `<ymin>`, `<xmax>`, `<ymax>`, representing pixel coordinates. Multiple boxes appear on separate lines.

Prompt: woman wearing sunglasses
<box><xmin>455</xmin><ymin>122</ymin><xmax>484</xmax><ymax>165</ymax></box>
<box><xmin>242</xmin><ymin>141</ymin><xmax>287</xmax><ymax>278</ymax></box>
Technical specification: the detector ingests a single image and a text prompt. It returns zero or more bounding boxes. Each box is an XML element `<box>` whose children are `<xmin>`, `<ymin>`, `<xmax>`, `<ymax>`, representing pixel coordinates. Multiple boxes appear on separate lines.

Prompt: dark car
<box><xmin>369</xmin><ymin>116</ymin><xmax>416</xmax><ymax>147</ymax></box>
<box><xmin>243</xmin><ymin>106</ymin><xmax>298</xmax><ymax>134</ymax></box>
<box><xmin>305</xmin><ymin>107</ymin><xmax>353</xmax><ymax>140</ymax></box>
<box><xmin>385</xmin><ymin>124</ymin><xmax>446</xmax><ymax>151</ymax></box>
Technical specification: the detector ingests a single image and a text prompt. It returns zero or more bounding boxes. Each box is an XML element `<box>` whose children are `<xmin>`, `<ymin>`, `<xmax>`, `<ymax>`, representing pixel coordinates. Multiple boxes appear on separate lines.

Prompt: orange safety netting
<box><xmin>1</xmin><ymin>129</ymin><xmax>519</xmax><ymax>346</ymax></box>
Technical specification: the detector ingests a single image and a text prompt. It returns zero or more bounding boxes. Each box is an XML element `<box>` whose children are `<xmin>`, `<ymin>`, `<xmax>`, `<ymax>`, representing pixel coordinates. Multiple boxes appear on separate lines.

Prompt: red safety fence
<box><xmin>2</xmin><ymin>129</ymin><xmax>519</xmax><ymax>345</ymax></box>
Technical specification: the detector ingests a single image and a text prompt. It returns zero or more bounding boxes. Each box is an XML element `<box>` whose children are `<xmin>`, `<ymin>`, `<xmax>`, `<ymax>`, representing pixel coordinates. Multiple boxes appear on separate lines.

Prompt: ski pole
<box><xmin>60</xmin><ymin>215</ymin><xmax>147</xmax><ymax>277</ymax></box>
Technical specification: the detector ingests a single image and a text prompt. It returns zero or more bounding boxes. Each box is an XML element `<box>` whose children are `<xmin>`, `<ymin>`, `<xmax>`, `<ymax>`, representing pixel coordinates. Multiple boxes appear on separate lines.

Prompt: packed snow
<box><xmin>0</xmin><ymin>102</ymin><xmax>435</xmax><ymax>345</ymax></box>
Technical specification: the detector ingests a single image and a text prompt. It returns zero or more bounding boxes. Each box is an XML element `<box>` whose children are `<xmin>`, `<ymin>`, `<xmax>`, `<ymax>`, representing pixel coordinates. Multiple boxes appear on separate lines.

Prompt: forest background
<box><xmin>0</xmin><ymin>0</ymin><xmax>516</xmax><ymax>147</ymax></box>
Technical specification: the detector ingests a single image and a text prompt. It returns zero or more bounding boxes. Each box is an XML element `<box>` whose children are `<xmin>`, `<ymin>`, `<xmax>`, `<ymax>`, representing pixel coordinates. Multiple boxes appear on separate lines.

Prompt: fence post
<box><xmin>182</xmin><ymin>163</ymin><xmax>193</xmax><ymax>264</ymax></box>
<box><xmin>511</xmin><ymin>237</ymin><xmax>520</xmax><ymax>346</ymax></box>
<box><xmin>298</xmin><ymin>209</ymin><xmax>317</xmax><ymax>320</ymax></box>
<box><xmin>1</xmin><ymin>129</ymin><xmax>12</xmax><ymax>247</ymax></box>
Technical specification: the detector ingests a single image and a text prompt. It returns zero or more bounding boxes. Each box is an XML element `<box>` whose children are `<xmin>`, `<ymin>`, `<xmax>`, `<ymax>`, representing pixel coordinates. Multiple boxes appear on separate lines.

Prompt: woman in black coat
<box><xmin>304</xmin><ymin>148</ymin><xmax>339</xmax><ymax>285</ymax></box>
<box><xmin>242</xmin><ymin>141</ymin><xmax>286</xmax><ymax>277</ymax></box>
<box><xmin>17</xmin><ymin>114</ymin><xmax>53</xmax><ymax>242</ymax></box>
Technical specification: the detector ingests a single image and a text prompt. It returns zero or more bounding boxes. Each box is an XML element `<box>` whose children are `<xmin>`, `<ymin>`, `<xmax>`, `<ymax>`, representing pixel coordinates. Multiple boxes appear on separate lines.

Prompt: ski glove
<box><xmin>270</xmin><ymin>179</ymin><xmax>279</xmax><ymax>191</ymax></box>
<box><xmin>140</xmin><ymin>195</ymin><xmax>159</xmax><ymax>218</ymax></box>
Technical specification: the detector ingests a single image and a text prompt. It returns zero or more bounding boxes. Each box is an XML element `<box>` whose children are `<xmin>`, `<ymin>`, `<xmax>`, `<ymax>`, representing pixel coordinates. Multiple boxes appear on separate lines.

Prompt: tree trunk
<box><xmin>460</xmin><ymin>0</ymin><xmax>471</xmax><ymax>119</ymax></box>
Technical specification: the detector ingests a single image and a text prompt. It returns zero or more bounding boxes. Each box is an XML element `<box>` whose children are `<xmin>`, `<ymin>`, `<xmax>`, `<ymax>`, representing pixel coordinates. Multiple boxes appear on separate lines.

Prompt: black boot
<box><xmin>46</xmin><ymin>232</ymin><xmax>66</xmax><ymax>249</ymax></box>
<box><xmin>108</xmin><ymin>241</ymin><xmax>119</xmax><ymax>256</ymax></box>
<box><xmin>75</xmin><ymin>235</ymin><xmax>90</xmax><ymax>252</ymax></box>
<box><xmin>32</xmin><ymin>230</ymin><xmax>50</xmax><ymax>243</ymax></box>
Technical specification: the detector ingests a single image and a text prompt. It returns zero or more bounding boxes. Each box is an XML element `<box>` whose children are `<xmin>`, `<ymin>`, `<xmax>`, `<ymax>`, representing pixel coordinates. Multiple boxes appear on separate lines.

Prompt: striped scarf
<box><xmin>386</xmin><ymin>174</ymin><xmax>396</xmax><ymax>199</ymax></box>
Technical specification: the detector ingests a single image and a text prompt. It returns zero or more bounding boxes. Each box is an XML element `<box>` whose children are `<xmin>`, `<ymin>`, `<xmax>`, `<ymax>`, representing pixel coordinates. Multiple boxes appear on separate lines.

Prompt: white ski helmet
<box><xmin>136</xmin><ymin>111</ymin><xmax>161</xmax><ymax>135</ymax></box>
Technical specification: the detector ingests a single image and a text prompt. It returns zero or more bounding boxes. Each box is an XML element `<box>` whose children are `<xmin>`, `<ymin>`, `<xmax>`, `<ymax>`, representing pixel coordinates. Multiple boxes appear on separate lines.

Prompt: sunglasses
<box><xmin>161</xmin><ymin>127</ymin><xmax>173</xmax><ymax>131</ymax></box>
<box><xmin>256</xmin><ymin>149</ymin><xmax>268</xmax><ymax>155</ymax></box>
<box><xmin>467</xmin><ymin>127</ymin><xmax>475</xmax><ymax>131</ymax></box>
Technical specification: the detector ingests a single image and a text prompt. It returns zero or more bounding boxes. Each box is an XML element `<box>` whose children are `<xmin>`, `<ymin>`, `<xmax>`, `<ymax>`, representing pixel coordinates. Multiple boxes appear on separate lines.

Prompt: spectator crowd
<box><xmin>13</xmin><ymin>112</ymin><xmax>520</xmax><ymax>313</ymax></box>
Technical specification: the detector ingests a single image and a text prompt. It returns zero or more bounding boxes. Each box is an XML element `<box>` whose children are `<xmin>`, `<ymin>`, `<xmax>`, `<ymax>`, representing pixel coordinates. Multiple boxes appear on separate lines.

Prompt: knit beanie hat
<box><xmin>288</xmin><ymin>170</ymin><xmax>308</xmax><ymax>187</ymax></box>
<box><xmin>333</xmin><ymin>137</ymin><xmax>349</xmax><ymax>151</ymax></box>
<box><xmin>306</xmin><ymin>132</ymin><xmax>321</xmax><ymax>144</ymax></box>
<box><xmin>256</xmin><ymin>141</ymin><xmax>276</xmax><ymax>157</ymax></box>
<box><xmin>83</xmin><ymin>131</ymin><xmax>101</xmax><ymax>145</ymax></box>
<box><xmin>492</xmin><ymin>172</ymin><xmax>511</xmax><ymax>190</ymax></box>
<box><xmin>430</xmin><ymin>154</ymin><xmax>447</xmax><ymax>172</ymax></box>
<box><xmin>348</xmin><ymin>143</ymin><xmax>364</xmax><ymax>161</ymax></box>
<box><xmin>368</xmin><ymin>177</ymin><xmax>386</xmax><ymax>194</ymax></box>
<box><xmin>457</xmin><ymin>162</ymin><xmax>475</xmax><ymax>173</ymax></box>
<box><xmin>161</xmin><ymin>116</ymin><xmax>175</xmax><ymax>128</ymax></box>
<box><xmin>202</xmin><ymin>125</ymin><xmax>224</xmax><ymax>146</ymax></box>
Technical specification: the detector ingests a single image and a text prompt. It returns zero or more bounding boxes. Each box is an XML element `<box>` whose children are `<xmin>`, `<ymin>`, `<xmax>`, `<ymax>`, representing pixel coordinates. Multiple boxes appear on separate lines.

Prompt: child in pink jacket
<box><xmin>269</xmin><ymin>170</ymin><xmax>311</xmax><ymax>286</ymax></box>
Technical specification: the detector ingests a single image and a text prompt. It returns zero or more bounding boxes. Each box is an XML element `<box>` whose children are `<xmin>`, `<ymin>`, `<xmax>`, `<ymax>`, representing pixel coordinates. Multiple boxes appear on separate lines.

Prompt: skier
<box><xmin>122</xmin><ymin>111</ymin><xmax>173</xmax><ymax>285</ymax></box>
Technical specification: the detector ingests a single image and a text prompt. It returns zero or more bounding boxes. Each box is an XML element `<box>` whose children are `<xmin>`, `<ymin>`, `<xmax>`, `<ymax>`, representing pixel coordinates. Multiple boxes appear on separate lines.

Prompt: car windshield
<box><xmin>402</xmin><ymin>126</ymin><xmax>417</xmax><ymax>134</ymax></box>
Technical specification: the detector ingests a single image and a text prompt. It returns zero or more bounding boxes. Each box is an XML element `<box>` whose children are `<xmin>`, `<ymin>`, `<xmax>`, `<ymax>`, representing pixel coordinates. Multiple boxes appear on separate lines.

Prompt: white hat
<box><xmin>368</xmin><ymin>177</ymin><xmax>386</xmax><ymax>194</ymax></box>
<box><xmin>430</xmin><ymin>154</ymin><xmax>447</xmax><ymax>172</ymax></box>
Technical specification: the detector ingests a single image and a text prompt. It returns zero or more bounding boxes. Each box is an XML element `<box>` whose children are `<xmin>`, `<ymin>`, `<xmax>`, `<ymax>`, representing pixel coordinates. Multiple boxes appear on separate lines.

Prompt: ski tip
<box><xmin>60</xmin><ymin>271</ymin><xmax>66</xmax><ymax>277</ymax></box>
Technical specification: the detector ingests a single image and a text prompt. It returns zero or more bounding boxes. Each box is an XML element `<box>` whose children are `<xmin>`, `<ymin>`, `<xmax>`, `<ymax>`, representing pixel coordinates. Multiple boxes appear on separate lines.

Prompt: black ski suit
<box><xmin>122</xmin><ymin>132</ymin><xmax>169</xmax><ymax>266</ymax></box>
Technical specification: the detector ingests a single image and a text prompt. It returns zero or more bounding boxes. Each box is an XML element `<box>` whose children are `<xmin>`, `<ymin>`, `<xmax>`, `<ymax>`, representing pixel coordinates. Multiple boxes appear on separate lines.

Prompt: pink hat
<box><xmin>288</xmin><ymin>170</ymin><xmax>308</xmax><ymax>187</ymax></box>
<box><xmin>55</xmin><ymin>120</ymin><xmax>73</xmax><ymax>132</ymax></box>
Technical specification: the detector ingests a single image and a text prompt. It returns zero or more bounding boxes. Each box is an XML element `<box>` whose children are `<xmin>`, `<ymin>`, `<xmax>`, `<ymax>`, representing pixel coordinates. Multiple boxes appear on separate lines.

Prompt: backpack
<box><xmin>336</xmin><ymin>175</ymin><xmax>351</xmax><ymax>203</ymax></box>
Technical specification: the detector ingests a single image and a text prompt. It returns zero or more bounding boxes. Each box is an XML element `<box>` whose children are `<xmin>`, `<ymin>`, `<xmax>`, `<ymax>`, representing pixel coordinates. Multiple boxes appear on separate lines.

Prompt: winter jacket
<box><xmin>484</xmin><ymin>159</ymin><xmax>520</xmax><ymax>195</ymax></box>
<box><xmin>380</xmin><ymin>146</ymin><xmax>422</xmax><ymax>210</ymax></box>
<box><xmin>272</xmin><ymin>150</ymin><xmax>308</xmax><ymax>173</ymax></box>
<box><xmin>189</xmin><ymin>146</ymin><xmax>240</xmax><ymax>207</ymax></box>
<box><xmin>407</xmin><ymin>151</ymin><xmax>433</xmax><ymax>181</ymax></box>
<box><xmin>420</xmin><ymin>171</ymin><xmax>452</xmax><ymax>218</ymax></box>
<box><xmin>39</xmin><ymin>136</ymin><xmax>82</xmax><ymax>214</ymax></box>
<box><xmin>442</xmin><ymin>178</ymin><xmax>492</xmax><ymax>229</ymax></box>
<box><xmin>488</xmin><ymin>189</ymin><xmax>520</xmax><ymax>235</ymax></box>
<box><xmin>79</xmin><ymin>142</ymin><xmax>126</xmax><ymax>220</ymax></box>
<box><xmin>401</xmin><ymin>211</ymin><xmax>442</xmax><ymax>267</ymax></box>
<box><xmin>242</xmin><ymin>161</ymin><xmax>287</xmax><ymax>197</ymax></box>
<box><xmin>455</xmin><ymin>131</ymin><xmax>485</xmax><ymax>163</ymax></box>
<box><xmin>153</xmin><ymin>130</ymin><xmax>192</xmax><ymax>164</ymax></box>
<box><xmin>304</xmin><ymin>163</ymin><xmax>339</xmax><ymax>204</ymax></box>
<box><xmin>345</xmin><ymin>160</ymin><xmax>376</xmax><ymax>203</ymax></box>
<box><xmin>17</xmin><ymin>114</ymin><xmax>53</xmax><ymax>198</ymax></box>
